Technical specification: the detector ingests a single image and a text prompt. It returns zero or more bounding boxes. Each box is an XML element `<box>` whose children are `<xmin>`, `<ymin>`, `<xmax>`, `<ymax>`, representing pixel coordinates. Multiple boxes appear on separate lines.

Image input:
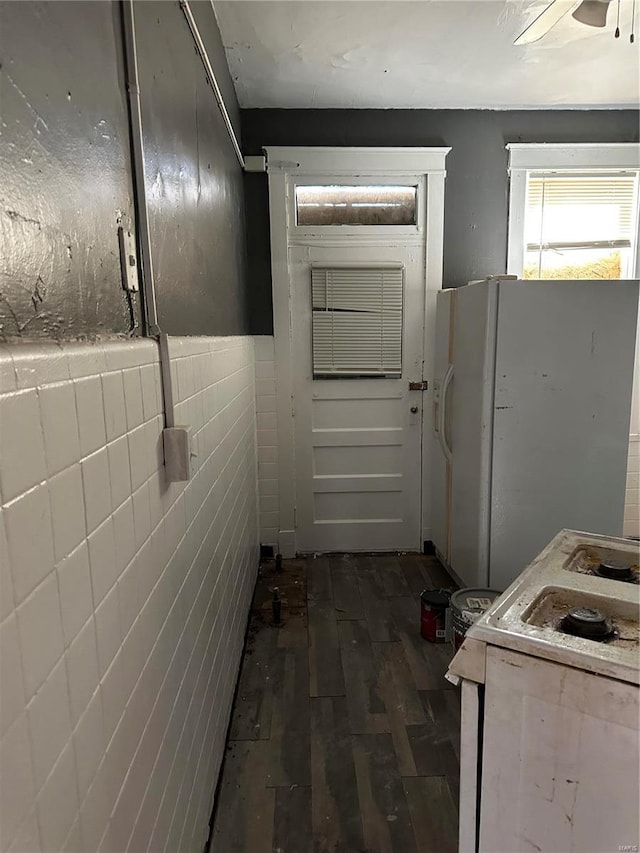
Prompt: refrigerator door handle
<box><xmin>439</xmin><ymin>364</ymin><xmax>454</xmax><ymax>462</ymax></box>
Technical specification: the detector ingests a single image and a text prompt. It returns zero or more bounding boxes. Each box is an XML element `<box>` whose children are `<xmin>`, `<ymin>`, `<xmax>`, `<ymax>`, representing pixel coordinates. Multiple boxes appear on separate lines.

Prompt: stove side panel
<box><xmin>479</xmin><ymin>646</ymin><xmax>639</xmax><ymax>853</ymax></box>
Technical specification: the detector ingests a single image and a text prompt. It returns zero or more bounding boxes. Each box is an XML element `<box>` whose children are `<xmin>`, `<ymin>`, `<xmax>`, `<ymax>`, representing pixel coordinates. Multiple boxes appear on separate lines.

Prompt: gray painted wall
<box><xmin>241</xmin><ymin>109</ymin><xmax>640</xmax><ymax>334</ymax></box>
<box><xmin>0</xmin><ymin>1</ymin><xmax>135</xmax><ymax>339</ymax></box>
<box><xmin>0</xmin><ymin>0</ymin><xmax>248</xmax><ymax>341</ymax></box>
<box><xmin>134</xmin><ymin>1</ymin><xmax>248</xmax><ymax>335</ymax></box>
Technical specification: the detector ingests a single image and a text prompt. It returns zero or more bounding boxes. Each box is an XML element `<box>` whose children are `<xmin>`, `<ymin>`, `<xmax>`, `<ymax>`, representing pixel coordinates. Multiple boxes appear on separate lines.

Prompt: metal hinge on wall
<box><xmin>117</xmin><ymin>227</ymin><xmax>140</xmax><ymax>293</ymax></box>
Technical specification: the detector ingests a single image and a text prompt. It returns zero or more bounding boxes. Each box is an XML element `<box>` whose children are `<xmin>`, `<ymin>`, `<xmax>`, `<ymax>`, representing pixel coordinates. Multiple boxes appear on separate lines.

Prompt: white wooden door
<box><xmin>266</xmin><ymin>147</ymin><xmax>449</xmax><ymax>557</ymax></box>
<box><xmin>291</xmin><ymin>240</ymin><xmax>426</xmax><ymax>552</ymax></box>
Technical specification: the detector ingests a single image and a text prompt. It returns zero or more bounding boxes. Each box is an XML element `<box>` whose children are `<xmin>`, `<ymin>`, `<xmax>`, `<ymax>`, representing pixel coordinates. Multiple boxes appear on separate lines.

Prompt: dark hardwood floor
<box><xmin>211</xmin><ymin>553</ymin><xmax>459</xmax><ymax>853</ymax></box>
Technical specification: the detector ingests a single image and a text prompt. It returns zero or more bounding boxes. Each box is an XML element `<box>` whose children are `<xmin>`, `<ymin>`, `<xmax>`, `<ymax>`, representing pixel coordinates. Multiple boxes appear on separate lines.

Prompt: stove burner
<box><xmin>595</xmin><ymin>561</ymin><xmax>634</xmax><ymax>581</ymax></box>
<box><xmin>561</xmin><ymin>607</ymin><xmax>614</xmax><ymax>640</ymax></box>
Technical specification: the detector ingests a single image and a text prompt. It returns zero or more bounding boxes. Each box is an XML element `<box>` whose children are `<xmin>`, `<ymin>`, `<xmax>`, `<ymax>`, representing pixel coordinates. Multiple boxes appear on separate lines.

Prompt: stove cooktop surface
<box><xmin>563</xmin><ymin>541</ymin><xmax>639</xmax><ymax>584</ymax></box>
<box><xmin>523</xmin><ymin>586</ymin><xmax>639</xmax><ymax>648</ymax></box>
<box><xmin>465</xmin><ymin>530</ymin><xmax>640</xmax><ymax>684</ymax></box>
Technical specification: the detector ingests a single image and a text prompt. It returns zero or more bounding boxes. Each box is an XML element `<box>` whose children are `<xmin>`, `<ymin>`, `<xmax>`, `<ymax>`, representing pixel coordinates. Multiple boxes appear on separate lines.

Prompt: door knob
<box><xmin>410</xmin><ymin>406</ymin><xmax>419</xmax><ymax>414</ymax></box>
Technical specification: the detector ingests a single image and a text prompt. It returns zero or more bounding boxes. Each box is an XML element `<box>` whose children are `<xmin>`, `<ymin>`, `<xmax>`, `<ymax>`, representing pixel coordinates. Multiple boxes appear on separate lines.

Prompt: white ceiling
<box><xmin>213</xmin><ymin>0</ymin><xmax>640</xmax><ymax>109</ymax></box>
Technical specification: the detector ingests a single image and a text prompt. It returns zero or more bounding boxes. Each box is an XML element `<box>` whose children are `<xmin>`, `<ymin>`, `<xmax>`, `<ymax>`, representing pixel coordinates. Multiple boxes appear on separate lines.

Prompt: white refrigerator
<box><xmin>431</xmin><ymin>277</ymin><xmax>639</xmax><ymax>592</ymax></box>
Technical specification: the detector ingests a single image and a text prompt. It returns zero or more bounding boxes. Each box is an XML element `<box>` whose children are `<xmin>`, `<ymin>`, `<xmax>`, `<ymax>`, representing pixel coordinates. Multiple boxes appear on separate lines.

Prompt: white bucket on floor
<box><xmin>450</xmin><ymin>588</ymin><xmax>500</xmax><ymax>651</ymax></box>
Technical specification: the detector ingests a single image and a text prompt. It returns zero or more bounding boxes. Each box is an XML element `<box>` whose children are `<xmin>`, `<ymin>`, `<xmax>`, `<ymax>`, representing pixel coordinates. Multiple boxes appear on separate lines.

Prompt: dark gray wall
<box><xmin>0</xmin><ymin>0</ymin><xmax>249</xmax><ymax>341</ymax></box>
<box><xmin>135</xmin><ymin>1</ymin><xmax>248</xmax><ymax>335</ymax></box>
<box><xmin>0</xmin><ymin>1</ymin><xmax>135</xmax><ymax>339</ymax></box>
<box><xmin>242</xmin><ymin>109</ymin><xmax>640</xmax><ymax>334</ymax></box>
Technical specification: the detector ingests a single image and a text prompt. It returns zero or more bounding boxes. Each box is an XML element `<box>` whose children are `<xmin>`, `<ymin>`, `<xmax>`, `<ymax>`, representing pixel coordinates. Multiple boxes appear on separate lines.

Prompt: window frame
<box><xmin>506</xmin><ymin>143</ymin><xmax>640</xmax><ymax>279</ymax></box>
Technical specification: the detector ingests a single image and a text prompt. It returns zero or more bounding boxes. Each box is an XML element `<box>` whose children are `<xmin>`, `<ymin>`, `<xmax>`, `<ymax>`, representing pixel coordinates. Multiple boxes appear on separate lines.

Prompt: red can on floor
<box><xmin>420</xmin><ymin>589</ymin><xmax>450</xmax><ymax>643</ymax></box>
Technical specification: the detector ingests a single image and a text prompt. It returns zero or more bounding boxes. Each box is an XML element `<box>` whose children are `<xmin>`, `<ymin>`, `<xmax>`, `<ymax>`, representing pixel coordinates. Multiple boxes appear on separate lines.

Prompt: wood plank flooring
<box><xmin>211</xmin><ymin>553</ymin><xmax>459</xmax><ymax>853</ymax></box>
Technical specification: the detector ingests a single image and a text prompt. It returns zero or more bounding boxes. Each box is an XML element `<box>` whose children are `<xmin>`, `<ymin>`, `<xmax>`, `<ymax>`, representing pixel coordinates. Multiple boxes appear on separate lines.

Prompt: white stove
<box><xmin>447</xmin><ymin>529</ymin><xmax>640</xmax><ymax>853</ymax></box>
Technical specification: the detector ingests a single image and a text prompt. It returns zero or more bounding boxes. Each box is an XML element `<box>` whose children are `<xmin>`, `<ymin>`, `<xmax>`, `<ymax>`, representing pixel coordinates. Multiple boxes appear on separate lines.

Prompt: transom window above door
<box><xmin>295</xmin><ymin>185</ymin><xmax>417</xmax><ymax>226</ymax></box>
<box><xmin>507</xmin><ymin>143</ymin><xmax>640</xmax><ymax>280</ymax></box>
<box><xmin>272</xmin><ymin>148</ymin><xmax>444</xmax><ymax>237</ymax></box>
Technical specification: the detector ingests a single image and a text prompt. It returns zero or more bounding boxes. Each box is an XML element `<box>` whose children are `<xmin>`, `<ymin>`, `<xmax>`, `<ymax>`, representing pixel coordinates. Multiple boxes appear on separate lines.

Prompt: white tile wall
<box><xmin>254</xmin><ymin>336</ymin><xmax>280</xmax><ymax>550</ymax></box>
<box><xmin>0</xmin><ymin>336</ymin><xmax>259</xmax><ymax>853</ymax></box>
<box><xmin>624</xmin><ymin>435</ymin><xmax>640</xmax><ymax>538</ymax></box>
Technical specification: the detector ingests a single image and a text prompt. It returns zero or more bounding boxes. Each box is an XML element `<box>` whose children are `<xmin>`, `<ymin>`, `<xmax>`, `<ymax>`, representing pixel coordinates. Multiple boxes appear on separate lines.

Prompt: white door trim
<box><xmin>421</xmin><ymin>166</ymin><xmax>448</xmax><ymax>548</ymax></box>
<box><xmin>266</xmin><ymin>146</ymin><xmax>451</xmax><ymax>175</ymax></box>
<box><xmin>266</xmin><ymin>146</ymin><xmax>450</xmax><ymax>556</ymax></box>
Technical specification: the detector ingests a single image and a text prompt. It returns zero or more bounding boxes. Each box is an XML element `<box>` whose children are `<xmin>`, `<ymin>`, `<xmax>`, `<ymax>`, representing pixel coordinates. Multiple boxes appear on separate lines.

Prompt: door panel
<box><xmin>291</xmin><ymin>238</ymin><xmax>426</xmax><ymax>552</ymax></box>
<box><xmin>312</xmin><ymin>396</ymin><xmax>403</xmax><ymax>429</ymax></box>
<box><xmin>314</xmin><ymin>444</ymin><xmax>402</xmax><ymax>476</ymax></box>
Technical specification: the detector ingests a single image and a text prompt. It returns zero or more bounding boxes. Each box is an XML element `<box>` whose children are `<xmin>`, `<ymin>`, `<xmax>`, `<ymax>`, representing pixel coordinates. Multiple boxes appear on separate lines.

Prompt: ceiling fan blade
<box><xmin>514</xmin><ymin>0</ymin><xmax>581</xmax><ymax>44</ymax></box>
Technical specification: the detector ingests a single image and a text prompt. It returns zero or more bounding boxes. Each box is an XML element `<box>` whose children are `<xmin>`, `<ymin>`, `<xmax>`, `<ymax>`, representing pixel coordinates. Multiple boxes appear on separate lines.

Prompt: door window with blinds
<box><xmin>523</xmin><ymin>171</ymin><xmax>639</xmax><ymax>279</ymax></box>
<box><xmin>311</xmin><ymin>265</ymin><xmax>403</xmax><ymax>378</ymax></box>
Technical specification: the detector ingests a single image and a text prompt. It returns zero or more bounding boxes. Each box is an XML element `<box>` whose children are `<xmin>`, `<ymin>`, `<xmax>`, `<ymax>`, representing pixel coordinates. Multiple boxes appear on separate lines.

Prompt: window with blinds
<box><xmin>311</xmin><ymin>266</ymin><xmax>403</xmax><ymax>378</ymax></box>
<box><xmin>523</xmin><ymin>171</ymin><xmax>639</xmax><ymax>279</ymax></box>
